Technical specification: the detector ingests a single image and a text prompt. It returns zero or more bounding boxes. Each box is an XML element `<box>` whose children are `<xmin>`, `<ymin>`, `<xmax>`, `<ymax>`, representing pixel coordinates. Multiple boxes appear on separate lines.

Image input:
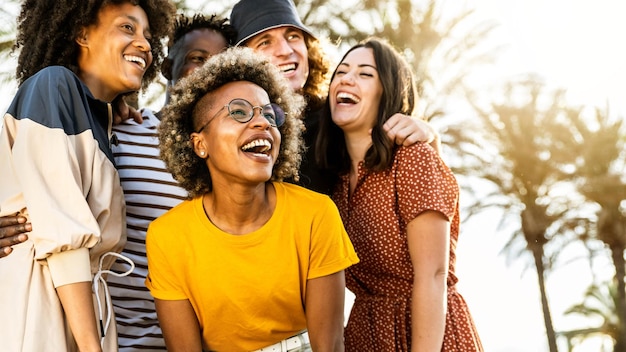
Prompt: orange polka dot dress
<box><xmin>333</xmin><ymin>143</ymin><xmax>483</xmax><ymax>352</ymax></box>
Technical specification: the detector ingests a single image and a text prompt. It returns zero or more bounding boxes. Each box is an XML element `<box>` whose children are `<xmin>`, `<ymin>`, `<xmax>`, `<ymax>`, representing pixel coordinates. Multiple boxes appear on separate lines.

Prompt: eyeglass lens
<box><xmin>227</xmin><ymin>98</ymin><xmax>285</xmax><ymax>127</ymax></box>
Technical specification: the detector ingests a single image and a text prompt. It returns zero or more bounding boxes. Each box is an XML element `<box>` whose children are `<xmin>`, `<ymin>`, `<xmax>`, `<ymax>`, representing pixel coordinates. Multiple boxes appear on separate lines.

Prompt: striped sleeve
<box><xmin>108</xmin><ymin>109</ymin><xmax>188</xmax><ymax>351</ymax></box>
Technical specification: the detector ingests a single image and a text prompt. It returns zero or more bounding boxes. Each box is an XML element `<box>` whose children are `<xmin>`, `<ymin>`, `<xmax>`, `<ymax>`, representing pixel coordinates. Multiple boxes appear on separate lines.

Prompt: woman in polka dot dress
<box><xmin>315</xmin><ymin>37</ymin><xmax>483</xmax><ymax>352</ymax></box>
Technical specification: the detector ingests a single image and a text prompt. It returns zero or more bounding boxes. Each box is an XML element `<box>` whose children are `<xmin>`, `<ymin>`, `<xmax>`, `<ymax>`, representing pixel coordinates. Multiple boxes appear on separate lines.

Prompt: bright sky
<box><xmin>1</xmin><ymin>1</ymin><xmax>624</xmax><ymax>351</ymax></box>
<box><xmin>446</xmin><ymin>1</ymin><xmax>625</xmax><ymax>351</ymax></box>
<box><xmin>470</xmin><ymin>0</ymin><xmax>626</xmax><ymax>115</ymax></box>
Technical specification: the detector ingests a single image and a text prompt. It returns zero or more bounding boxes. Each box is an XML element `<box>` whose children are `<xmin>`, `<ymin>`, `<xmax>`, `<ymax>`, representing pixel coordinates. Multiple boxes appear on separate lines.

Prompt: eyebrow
<box><xmin>125</xmin><ymin>14</ymin><xmax>140</xmax><ymax>23</ymax></box>
<box><xmin>249</xmin><ymin>32</ymin><xmax>272</xmax><ymax>44</ymax></box>
<box><xmin>338</xmin><ymin>62</ymin><xmax>377</xmax><ymax>70</ymax></box>
<box><xmin>125</xmin><ymin>14</ymin><xmax>151</xmax><ymax>32</ymax></box>
<box><xmin>186</xmin><ymin>49</ymin><xmax>210</xmax><ymax>54</ymax></box>
<box><xmin>249</xmin><ymin>27</ymin><xmax>299</xmax><ymax>44</ymax></box>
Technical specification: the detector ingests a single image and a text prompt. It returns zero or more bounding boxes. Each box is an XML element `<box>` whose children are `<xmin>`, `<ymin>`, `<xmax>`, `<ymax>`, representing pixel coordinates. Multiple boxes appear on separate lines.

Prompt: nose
<box><xmin>339</xmin><ymin>72</ymin><xmax>355</xmax><ymax>85</ymax></box>
<box><xmin>274</xmin><ymin>37</ymin><xmax>294</xmax><ymax>57</ymax></box>
<box><xmin>134</xmin><ymin>35</ymin><xmax>153</xmax><ymax>67</ymax></box>
<box><xmin>251</xmin><ymin>107</ymin><xmax>271</xmax><ymax>129</ymax></box>
<box><xmin>134</xmin><ymin>34</ymin><xmax>151</xmax><ymax>53</ymax></box>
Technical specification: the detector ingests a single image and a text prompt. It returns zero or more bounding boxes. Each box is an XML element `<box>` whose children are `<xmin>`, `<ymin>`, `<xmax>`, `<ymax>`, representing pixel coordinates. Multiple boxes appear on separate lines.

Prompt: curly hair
<box><xmin>301</xmin><ymin>34</ymin><xmax>331</xmax><ymax>111</ymax></box>
<box><xmin>13</xmin><ymin>0</ymin><xmax>175</xmax><ymax>91</ymax></box>
<box><xmin>158</xmin><ymin>47</ymin><xmax>306</xmax><ymax>197</ymax></box>
<box><xmin>169</xmin><ymin>13</ymin><xmax>237</xmax><ymax>48</ymax></box>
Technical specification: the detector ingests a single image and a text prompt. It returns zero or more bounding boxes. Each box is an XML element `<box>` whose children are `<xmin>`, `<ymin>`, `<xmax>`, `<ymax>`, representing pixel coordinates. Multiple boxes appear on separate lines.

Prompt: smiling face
<box><xmin>190</xmin><ymin>81</ymin><xmax>282</xmax><ymax>186</ymax></box>
<box><xmin>76</xmin><ymin>3</ymin><xmax>153</xmax><ymax>101</ymax></box>
<box><xmin>170</xmin><ymin>28</ymin><xmax>229</xmax><ymax>83</ymax></box>
<box><xmin>329</xmin><ymin>47</ymin><xmax>383</xmax><ymax>135</ymax></box>
<box><xmin>244</xmin><ymin>26</ymin><xmax>309</xmax><ymax>92</ymax></box>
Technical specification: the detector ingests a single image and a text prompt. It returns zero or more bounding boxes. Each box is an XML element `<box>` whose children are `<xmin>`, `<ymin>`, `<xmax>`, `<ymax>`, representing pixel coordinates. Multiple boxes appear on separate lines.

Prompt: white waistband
<box><xmin>253</xmin><ymin>330</ymin><xmax>310</xmax><ymax>352</ymax></box>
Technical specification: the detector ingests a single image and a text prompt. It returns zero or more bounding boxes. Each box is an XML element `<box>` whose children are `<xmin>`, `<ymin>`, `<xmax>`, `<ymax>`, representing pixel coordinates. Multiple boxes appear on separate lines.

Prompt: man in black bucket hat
<box><xmin>232</xmin><ymin>0</ymin><xmax>317</xmax><ymax>45</ymax></box>
<box><xmin>231</xmin><ymin>0</ymin><xmax>321</xmax><ymax>96</ymax></box>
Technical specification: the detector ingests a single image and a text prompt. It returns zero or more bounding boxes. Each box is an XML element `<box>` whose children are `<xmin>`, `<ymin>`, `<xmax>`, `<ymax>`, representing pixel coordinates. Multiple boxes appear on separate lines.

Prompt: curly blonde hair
<box><xmin>158</xmin><ymin>47</ymin><xmax>306</xmax><ymax>197</ymax></box>
<box><xmin>301</xmin><ymin>34</ymin><xmax>331</xmax><ymax>111</ymax></box>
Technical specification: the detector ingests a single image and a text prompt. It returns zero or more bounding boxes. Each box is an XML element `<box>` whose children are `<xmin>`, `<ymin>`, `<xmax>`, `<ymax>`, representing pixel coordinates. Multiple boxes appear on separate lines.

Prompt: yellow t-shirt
<box><xmin>146</xmin><ymin>182</ymin><xmax>359</xmax><ymax>351</ymax></box>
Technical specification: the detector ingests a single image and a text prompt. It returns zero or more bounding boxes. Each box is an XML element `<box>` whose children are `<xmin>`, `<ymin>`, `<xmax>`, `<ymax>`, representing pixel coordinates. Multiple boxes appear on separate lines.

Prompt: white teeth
<box><xmin>278</xmin><ymin>63</ymin><xmax>296</xmax><ymax>73</ymax></box>
<box><xmin>124</xmin><ymin>55</ymin><xmax>146</xmax><ymax>69</ymax></box>
<box><xmin>241</xmin><ymin>139</ymin><xmax>271</xmax><ymax>153</ymax></box>
<box><xmin>337</xmin><ymin>92</ymin><xmax>360</xmax><ymax>103</ymax></box>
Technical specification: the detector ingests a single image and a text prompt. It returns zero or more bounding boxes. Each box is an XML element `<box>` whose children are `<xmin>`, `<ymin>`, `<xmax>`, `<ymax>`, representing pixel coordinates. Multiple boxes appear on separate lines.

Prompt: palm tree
<box><xmin>450</xmin><ymin>75</ymin><xmax>584</xmax><ymax>352</ymax></box>
<box><xmin>559</xmin><ymin>282</ymin><xmax>620</xmax><ymax>351</ymax></box>
<box><xmin>296</xmin><ymin>0</ymin><xmax>500</xmax><ymax>122</ymax></box>
<box><xmin>565</xmin><ymin>105</ymin><xmax>626</xmax><ymax>351</ymax></box>
<box><xmin>0</xmin><ymin>1</ymin><xmax>19</xmax><ymax>85</ymax></box>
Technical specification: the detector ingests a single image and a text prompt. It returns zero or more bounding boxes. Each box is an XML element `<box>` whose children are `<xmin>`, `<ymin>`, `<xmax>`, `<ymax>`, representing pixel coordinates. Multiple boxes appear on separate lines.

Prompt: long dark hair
<box><xmin>315</xmin><ymin>37</ymin><xmax>417</xmax><ymax>175</ymax></box>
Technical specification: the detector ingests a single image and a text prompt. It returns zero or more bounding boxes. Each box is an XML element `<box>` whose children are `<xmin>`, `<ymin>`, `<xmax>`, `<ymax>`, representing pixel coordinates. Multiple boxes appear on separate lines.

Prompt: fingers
<box><xmin>113</xmin><ymin>114</ymin><xmax>124</xmax><ymax>125</ymax></box>
<box><xmin>390</xmin><ymin>124</ymin><xmax>427</xmax><ymax>146</ymax></box>
<box><xmin>383</xmin><ymin>114</ymin><xmax>435</xmax><ymax>146</ymax></box>
<box><xmin>0</xmin><ymin>234</ymin><xmax>29</xmax><ymax>257</ymax></box>
<box><xmin>0</xmin><ymin>214</ymin><xmax>31</xmax><ymax>258</ymax></box>
<box><xmin>0</xmin><ymin>214</ymin><xmax>22</xmax><ymax>227</ymax></box>
<box><xmin>131</xmin><ymin>107</ymin><xmax>144</xmax><ymax>124</ymax></box>
<box><xmin>112</xmin><ymin>95</ymin><xmax>138</xmax><ymax>125</ymax></box>
<box><xmin>112</xmin><ymin>100</ymin><xmax>143</xmax><ymax>125</ymax></box>
<box><xmin>112</xmin><ymin>101</ymin><xmax>128</xmax><ymax>125</ymax></box>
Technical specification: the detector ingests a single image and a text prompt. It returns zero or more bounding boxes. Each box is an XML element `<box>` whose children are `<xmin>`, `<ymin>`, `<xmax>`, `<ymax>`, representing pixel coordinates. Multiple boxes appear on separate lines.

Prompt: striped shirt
<box><xmin>109</xmin><ymin>109</ymin><xmax>187</xmax><ymax>351</ymax></box>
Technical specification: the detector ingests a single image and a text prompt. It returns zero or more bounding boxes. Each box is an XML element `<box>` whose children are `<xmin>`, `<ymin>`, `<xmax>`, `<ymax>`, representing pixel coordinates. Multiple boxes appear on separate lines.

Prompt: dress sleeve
<box><xmin>395</xmin><ymin>143</ymin><xmax>459</xmax><ymax>225</ymax></box>
<box><xmin>307</xmin><ymin>196</ymin><xmax>360</xmax><ymax>280</ymax></box>
<box><xmin>7</xmin><ymin>68</ymin><xmax>104</xmax><ymax>286</ymax></box>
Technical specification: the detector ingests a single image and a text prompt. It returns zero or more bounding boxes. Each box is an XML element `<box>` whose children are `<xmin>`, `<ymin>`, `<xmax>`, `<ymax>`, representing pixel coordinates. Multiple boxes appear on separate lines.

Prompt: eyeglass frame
<box><xmin>195</xmin><ymin>98</ymin><xmax>286</xmax><ymax>133</ymax></box>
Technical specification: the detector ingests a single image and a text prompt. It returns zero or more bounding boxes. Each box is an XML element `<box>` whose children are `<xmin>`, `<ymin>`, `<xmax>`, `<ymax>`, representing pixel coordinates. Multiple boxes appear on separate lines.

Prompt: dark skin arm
<box><xmin>305</xmin><ymin>271</ymin><xmax>346</xmax><ymax>352</ymax></box>
<box><xmin>0</xmin><ymin>213</ymin><xmax>31</xmax><ymax>258</ymax></box>
<box><xmin>155</xmin><ymin>298</ymin><xmax>202</xmax><ymax>352</ymax></box>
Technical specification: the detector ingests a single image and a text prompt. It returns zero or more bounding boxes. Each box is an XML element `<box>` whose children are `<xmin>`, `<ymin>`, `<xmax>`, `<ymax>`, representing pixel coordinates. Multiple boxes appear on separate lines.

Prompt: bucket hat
<box><xmin>231</xmin><ymin>0</ymin><xmax>317</xmax><ymax>46</ymax></box>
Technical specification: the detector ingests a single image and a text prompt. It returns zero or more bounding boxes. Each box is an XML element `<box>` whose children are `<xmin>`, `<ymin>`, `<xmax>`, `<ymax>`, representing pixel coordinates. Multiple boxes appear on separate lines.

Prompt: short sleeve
<box><xmin>395</xmin><ymin>143</ymin><xmax>458</xmax><ymax>224</ymax></box>
<box><xmin>307</xmin><ymin>196</ymin><xmax>359</xmax><ymax>279</ymax></box>
<box><xmin>145</xmin><ymin>220</ymin><xmax>188</xmax><ymax>300</ymax></box>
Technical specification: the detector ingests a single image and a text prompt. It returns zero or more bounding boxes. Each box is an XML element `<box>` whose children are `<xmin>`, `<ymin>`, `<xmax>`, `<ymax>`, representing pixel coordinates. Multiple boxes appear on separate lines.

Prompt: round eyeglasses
<box><xmin>196</xmin><ymin>98</ymin><xmax>285</xmax><ymax>132</ymax></box>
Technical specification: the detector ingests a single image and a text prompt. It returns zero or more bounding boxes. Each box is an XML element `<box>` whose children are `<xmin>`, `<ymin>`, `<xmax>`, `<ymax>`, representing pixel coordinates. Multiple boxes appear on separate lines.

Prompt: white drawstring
<box><xmin>92</xmin><ymin>252</ymin><xmax>135</xmax><ymax>348</ymax></box>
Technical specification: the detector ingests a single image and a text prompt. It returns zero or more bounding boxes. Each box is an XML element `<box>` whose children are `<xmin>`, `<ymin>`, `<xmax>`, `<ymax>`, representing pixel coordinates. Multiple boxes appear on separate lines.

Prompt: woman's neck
<box><xmin>202</xmin><ymin>181</ymin><xmax>276</xmax><ymax>235</ymax></box>
<box><xmin>343</xmin><ymin>131</ymin><xmax>372</xmax><ymax>196</ymax></box>
<box><xmin>77</xmin><ymin>70</ymin><xmax>121</xmax><ymax>102</ymax></box>
<box><xmin>344</xmin><ymin>131</ymin><xmax>372</xmax><ymax>173</ymax></box>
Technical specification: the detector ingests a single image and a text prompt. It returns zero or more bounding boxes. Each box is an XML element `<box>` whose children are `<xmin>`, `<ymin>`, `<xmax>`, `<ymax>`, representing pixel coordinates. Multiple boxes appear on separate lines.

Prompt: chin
<box><xmin>288</xmin><ymin>83</ymin><xmax>303</xmax><ymax>92</ymax></box>
<box><xmin>251</xmin><ymin>171</ymin><xmax>273</xmax><ymax>183</ymax></box>
<box><xmin>288</xmin><ymin>76</ymin><xmax>306</xmax><ymax>91</ymax></box>
<box><xmin>125</xmin><ymin>86</ymin><xmax>142</xmax><ymax>97</ymax></box>
<box><xmin>125</xmin><ymin>74</ymin><xmax>144</xmax><ymax>87</ymax></box>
